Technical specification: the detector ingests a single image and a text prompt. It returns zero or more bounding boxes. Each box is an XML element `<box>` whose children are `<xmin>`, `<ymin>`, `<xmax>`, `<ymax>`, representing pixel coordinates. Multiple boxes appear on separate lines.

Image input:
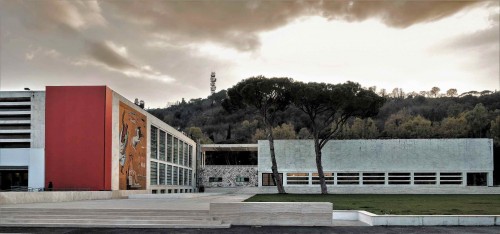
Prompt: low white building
<box><xmin>258</xmin><ymin>139</ymin><xmax>494</xmax><ymax>187</ymax></box>
<box><xmin>0</xmin><ymin>91</ymin><xmax>45</xmax><ymax>190</ymax></box>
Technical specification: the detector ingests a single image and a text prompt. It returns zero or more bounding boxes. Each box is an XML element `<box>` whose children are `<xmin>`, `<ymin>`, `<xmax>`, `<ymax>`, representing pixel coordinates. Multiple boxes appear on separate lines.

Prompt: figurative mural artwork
<box><xmin>119</xmin><ymin>102</ymin><xmax>147</xmax><ymax>190</ymax></box>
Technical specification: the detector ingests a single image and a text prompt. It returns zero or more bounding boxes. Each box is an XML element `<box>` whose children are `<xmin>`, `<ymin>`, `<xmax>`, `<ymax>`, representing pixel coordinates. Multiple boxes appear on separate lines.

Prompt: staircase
<box><xmin>0</xmin><ymin>208</ymin><xmax>230</xmax><ymax>228</ymax></box>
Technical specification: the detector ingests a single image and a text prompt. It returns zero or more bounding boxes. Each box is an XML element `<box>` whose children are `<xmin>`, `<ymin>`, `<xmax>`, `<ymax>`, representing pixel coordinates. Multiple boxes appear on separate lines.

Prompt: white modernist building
<box><xmin>258</xmin><ymin>139</ymin><xmax>494</xmax><ymax>187</ymax></box>
<box><xmin>0</xmin><ymin>91</ymin><xmax>45</xmax><ymax>190</ymax></box>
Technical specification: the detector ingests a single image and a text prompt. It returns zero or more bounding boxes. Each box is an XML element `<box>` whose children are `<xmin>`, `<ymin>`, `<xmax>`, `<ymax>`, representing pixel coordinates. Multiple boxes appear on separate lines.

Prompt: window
<box><xmin>188</xmin><ymin>145</ymin><xmax>193</xmax><ymax>167</ymax></box>
<box><xmin>167</xmin><ymin>133</ymin><xmax>173</xmax><ymax>162</ymax></box>
<box><xmin>150</xmin><ymin>162</ymin><xmax>158</xmax><ymax>185</ymax></box>
<box><xmin>167</xmin><ymin>165</ymin><xmax>172</xmax><ymax>185</ymax></box>
<box><xmin>388</xmin><ymin>172</ymin><xmax>410</xmax><ymax>185</ymax></box>
<box><xmin>467</xmin><ymin>173</ymin><xmax>487</xmax><ymax>186</ymax></box>
<box><xmin>236</xmin><ymin>176</ymin><xmax>250</xmax><ymax>182</ymax></box>
<box><xmin>188</xmin><ymin>170</ymin><xmax>192</xmax><ymax>186</ymax></box>
<box><xmin>312</xmin><ymin>173</ymin><xmax>334</xmax><ymax>185</ymax></box>
<box><xmin>160</xmin><ymin>189</ymin><xmax>165</xmax><ymax>194</ymax></box>
<box><xmin>262</xmin><ymin>173</ymin><xmax>283</xmax><ymax>186</ymax></box>
<box><xmin>184</xmin><ymin>143</ymin><xmax>188</xmax><ymax>166</ymax></box>
<box><xmin>159</xmin><ymin>163</ymin><xmax>165</xmax><ymax>185</ymax></box>
<box><xmin>179</xmin><ymin>167</ymin><xmax>184</xmax><ymax>186</ymax></box>
<box><xmin>152</xmin><ymin>190</ymin><xmax>157</xmax><ymax>194</ymax></box>
<box><xmin>173</xmin><ymin>138</ymin><xmax>178</xmax><ymax>164</ymax></box>
<box><xmin>159</xmin><ymin>130</ymin><xmax>166</xmax><ymax>161</ymax></box>
<box><xmin>173</xmin><ymin>166</ymin><xmax>178</xmax><ymax>185</ymax></box>
<box><xmin>337</xmin><ymin>173</ymin><xmax>360</xmax><ymax>185</ymax></box>
<box><xmin>287</xmin><ymin>173</ymin><xmax>309</xmax><ymax>185</ymax></box>
<box><xmin>414</xmin><ymin>172</ymin><xmax>436</xmax><ymax>185</ymax></box>
<box><xmin>209</xmin><ymin>177</ymin><xmax>223</xmax><ymax>182</ymax></box>
<box><xmin>184</xmin><ymin>168</ymin><xmax>189</xmax><ymax>185</ymax></box>
<box><xmin>150</xmin><ymin>126</ymin><xmax>158</xmax><ymax>159</ymax></box>
<box><xmin>179</xmin><ymin>141</ymin><xmax>184</xmax><ymax>166</ymax></box>
<box><xmin>362</xmin><ymin>172</ymin><xmax>385</xmax><ymax>185</ymax></box>
<box><xmin>440</xmin><ymin>172</ymin><xmax>462</xmax><ymax>185</ymax></box>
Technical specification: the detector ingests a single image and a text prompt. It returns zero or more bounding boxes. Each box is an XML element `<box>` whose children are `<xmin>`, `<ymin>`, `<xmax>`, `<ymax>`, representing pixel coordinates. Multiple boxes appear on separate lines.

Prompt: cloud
<box><xmin>83</xmin><ymin>40</ymin><xmax>174</xmax><ymax>83</ymax></box>
<box><xmin>105</xmin><ymin>0</ymin><xmax>483</xmax><ymax>51</ymax></box>
<box><xmin>3</xmin><ymin>0</ymin><xmax>106</xmax><ymax>33</ymax></box>
<box><xmin>86</xmin><ymin>40</ymin><xmax>136</xmax><ymax>70</ymax></box>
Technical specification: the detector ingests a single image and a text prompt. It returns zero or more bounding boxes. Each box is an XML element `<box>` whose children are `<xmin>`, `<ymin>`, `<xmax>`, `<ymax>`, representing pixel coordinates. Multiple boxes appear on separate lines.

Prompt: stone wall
<box><xmin>200</xmin><ymin>165</ymin><xmax>257</xmax><ymax>187</ymax></box>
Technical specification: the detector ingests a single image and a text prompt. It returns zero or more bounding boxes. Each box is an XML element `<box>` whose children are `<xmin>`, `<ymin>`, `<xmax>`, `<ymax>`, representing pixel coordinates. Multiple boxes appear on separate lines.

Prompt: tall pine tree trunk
<box><xmin>314</xmin><ymin>139</ymin><xmax>328</xmax><ymax>194</ymax></box>
<box><xmin>267</xmin><ymin>125</ymin><xmax>286</xmax><ymax>194</ymax></box>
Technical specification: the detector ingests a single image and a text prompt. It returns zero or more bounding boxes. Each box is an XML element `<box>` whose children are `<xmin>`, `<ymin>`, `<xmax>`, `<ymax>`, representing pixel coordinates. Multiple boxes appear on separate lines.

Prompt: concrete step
<box><xmin>0</xmin><ymin>209</ymin><xmax>209</xmax><ymax>216</ymax></box>
<box><xmin>0</xmin><ymin>208</ymin><xmax>228</xmax><ymax>228</ymax></box>
<box><xmin>0</xmin><ymin>214</ymin><xmax>214</xmax><ymax>221</ymax></box>
<box><xmin>0</xmin><ymin>218</ymin><xmax>222</xmax><ymax>225</ymax></box>
<box><xmin>0</xmin><ymin>223</ymin><xmax>231</xmax><ymax>229</ymax></box>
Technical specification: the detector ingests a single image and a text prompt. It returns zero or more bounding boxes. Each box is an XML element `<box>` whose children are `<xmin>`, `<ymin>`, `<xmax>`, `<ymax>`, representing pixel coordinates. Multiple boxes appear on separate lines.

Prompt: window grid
<box><xmin>173</xmin><ymin>138</ymin><xmax>178</xmax><ymax>164</ymax></box>
<box><xmin>167</xmin><ymin>134</ymin><xmax>173</xmax><ymax>162</ymax></box>
<box><xmin>159</xmin><ymin>131</ymin><xmax>166</xmax><ymax>161</ymax></box>
<box><xmin>173</xmin><ymin>166</ymin><xmax>178</xmax><ymax>185</ymax></box>
<box><xmin>167</xmin><ymin>165</ymin><xmax>172</xmax><ymax>185</ymax></box>
<box><xmin>159</xmin><ymin>163</ymin><xmax>165</xmax><ymax>185</ymax></box>
<box><xmin>312</xmin><ymin>172</ymin><xmax>334</xmax><ymax>185</ymax></box>
<box><xmin>150</xmin><ymin>126</ymin><xmax>158</xmax><ymax>159</ymax></box>
<box><xmin>150</xmin><ymin>162</ymin><xmax>158</xmax><ymax>185</ymax></box>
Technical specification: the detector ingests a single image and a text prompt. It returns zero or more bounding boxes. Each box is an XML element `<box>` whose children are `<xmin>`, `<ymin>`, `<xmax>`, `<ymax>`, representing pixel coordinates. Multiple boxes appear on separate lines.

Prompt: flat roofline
<box><xmin>201</xmin><ymin>144</ymin><xmax>258</xmax><ymax>152</ymax></box>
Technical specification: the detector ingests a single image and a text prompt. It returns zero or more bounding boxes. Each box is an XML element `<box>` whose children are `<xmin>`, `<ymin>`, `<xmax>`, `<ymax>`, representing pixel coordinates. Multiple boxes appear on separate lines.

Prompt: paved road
<box><xmin>1</xmin><ymin>226</ymin><xmax>500</xmax><ymax>234</ymax></box>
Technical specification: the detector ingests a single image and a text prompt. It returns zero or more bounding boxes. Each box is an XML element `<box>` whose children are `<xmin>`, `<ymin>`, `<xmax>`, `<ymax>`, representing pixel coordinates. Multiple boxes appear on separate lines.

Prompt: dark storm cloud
<box><xmin>86</xmin><ymin>40</ymin><xmax>136</xmax><ymax>70</ymax></box>
<box><xmin>105</xmin><ymin>0</ymin><xmax>482</xmax><ymax>51</ymax></box>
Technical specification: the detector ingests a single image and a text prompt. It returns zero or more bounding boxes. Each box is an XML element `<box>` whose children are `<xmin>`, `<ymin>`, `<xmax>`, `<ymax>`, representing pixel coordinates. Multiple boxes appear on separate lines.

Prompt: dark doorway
<box><xmin>0</xmin><ymin>169</ymin><xmax>29</xmax><ymax>191</ymax></box>
<box><xmin>467</xmin><ymin>173</ymin><xmax>487</xmax><ymax>186</ymax></box>
<box><xmin>262</xmin><ymin>173</ymin><xmax>283</xmax><ymax>186</ymax></box>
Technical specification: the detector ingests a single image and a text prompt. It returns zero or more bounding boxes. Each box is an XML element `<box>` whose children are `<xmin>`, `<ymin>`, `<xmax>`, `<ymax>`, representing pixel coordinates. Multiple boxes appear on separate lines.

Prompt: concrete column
<box><xmin>384</xmin><ymin>172</ymin><xmax>388</xmax><ymax>185</ymax></box>
<box><xmin>488</xmin><ymin>171</ymin><xmax>493</xmax><ymax>186</ymax></box>
<box><xmin>437</xmin><ymin>172</ymin><xmax>441</xmax><ymax>185</ymax></box>
<box><xmin>258</xmin><ymin>172</ymin><xmax>262</xmax><ymax>187</ymax></box>
<box><xmin>411</xmin><ymin>172</ymin><xmax>414</xmax><ymax>185</ymax></box>
<box><xmin>283</xmin><ymin>172</ymin><xmax>288</xmax><ymax>186</ymax></box>
<box><xmin>334</xmin><ymin>172</ymin><xmax>337</xmax><ymax>185</ymax></box>
<box><xmin>309</xmin><ymin>172</ymin><xmax>312</xmax><ymax>186</ymax></box>
<box><xmin>359</xmin><ymin>172</ymin><xmax>363</xmax><ymax>185</ymax></box>
<box><xmin>462</xmin><ymin>172</ymin><xmax>467</xmax><ymax>186</ymax></box>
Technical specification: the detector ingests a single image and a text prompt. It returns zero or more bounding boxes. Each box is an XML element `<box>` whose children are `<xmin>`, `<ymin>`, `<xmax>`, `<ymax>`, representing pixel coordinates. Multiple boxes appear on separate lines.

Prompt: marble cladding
<box><xmin>200</xmin><ymin>165</ymin><xmax>258</xmax><ymax>187</ymax></box>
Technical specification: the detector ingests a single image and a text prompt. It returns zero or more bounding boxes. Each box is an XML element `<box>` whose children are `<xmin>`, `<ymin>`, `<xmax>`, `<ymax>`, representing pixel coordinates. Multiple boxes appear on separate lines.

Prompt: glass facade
<box><xmin>159</xmin><ymin>130</ymin><xmax>166</xmax><ymax>161</ymax></box>
<box><xmin>167</xmin><ymin>133</ymin><xmax>172</xmax><ymax>162</ymax></box>
<box><xmin>159</xmin><ymin>163</ymin><xmax>165</xmax><ymax>185</ymax></box>
<box><xmin>150</xmin><ymin>162</ymin><xmax>158</xmax><ymax>185</ymax></box>
<box><xmin>150</xmin><ymin>126</ymin><xmax>158</xmax><ymax>159</ymax></box>
<box><xmin>173</xmin><ymin>138</ymin><xmax>178</xmax><ymax>164</ymax></box>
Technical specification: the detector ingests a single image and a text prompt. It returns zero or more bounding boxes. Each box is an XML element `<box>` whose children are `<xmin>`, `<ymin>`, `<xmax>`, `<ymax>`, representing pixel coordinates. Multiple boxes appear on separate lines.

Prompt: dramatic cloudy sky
<box><xmin>0</xmin><ymin>0</ymin><xmax>498</xmax><ymax>107</ymax></box>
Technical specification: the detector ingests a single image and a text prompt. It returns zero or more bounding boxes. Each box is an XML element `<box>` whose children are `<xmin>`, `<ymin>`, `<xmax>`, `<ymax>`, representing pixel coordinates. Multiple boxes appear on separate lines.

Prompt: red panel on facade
<box><xmin>45</xmin><ymin>86</ymin><xmax>112</xmax><ymax>191</ymax></box>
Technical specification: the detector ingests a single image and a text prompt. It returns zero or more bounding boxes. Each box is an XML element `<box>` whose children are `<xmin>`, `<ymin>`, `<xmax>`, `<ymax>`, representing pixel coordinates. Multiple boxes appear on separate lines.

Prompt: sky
<box><xmin>0</xmin><ymin>0</ymin><xmax>498</xmax><ymax>108</ymax></box>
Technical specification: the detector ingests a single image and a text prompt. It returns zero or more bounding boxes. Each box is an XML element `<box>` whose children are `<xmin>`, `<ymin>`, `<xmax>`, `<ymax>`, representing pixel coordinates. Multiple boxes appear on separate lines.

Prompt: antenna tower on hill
<box><xmin>210</xmin><ymin>72</ymin><xmax>217</xmax><ymax>95</ymax></box>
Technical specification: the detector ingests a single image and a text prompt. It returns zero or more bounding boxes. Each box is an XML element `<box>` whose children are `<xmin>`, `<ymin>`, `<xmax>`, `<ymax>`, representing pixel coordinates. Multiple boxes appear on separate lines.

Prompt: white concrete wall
<box><xmin>258</xmin><ymin>139</ymin><xmax>493</xmax><ymax>186</ymax></box>
<box><xmin>30</xmin><ymin>92</ymin><xmax>45</xmax><ymax>148</ymax></box>
<box><xmin>0</xmin><ymin>149</ymin><xmax>44</xmax><ymax>188</ymax></box>
<box><xmin>111</xmin><ymin>91</ymin><xmax>196</xmax><ymax>191</ymax></box>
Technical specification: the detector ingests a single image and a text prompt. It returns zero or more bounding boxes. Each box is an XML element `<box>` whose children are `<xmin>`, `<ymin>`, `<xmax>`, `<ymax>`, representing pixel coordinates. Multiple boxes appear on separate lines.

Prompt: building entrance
<box><xmin>0</xmin><ymin>168</ymin><xmax>28</xmax><ymax>191</ymax></box>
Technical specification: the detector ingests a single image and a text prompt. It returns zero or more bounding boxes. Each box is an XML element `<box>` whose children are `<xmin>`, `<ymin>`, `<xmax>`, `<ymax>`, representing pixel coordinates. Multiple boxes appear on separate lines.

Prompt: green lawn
<box><xmin>244</xmin><ymin>194</ymin><xmax>500</xmax><ymax>215</ymax></box>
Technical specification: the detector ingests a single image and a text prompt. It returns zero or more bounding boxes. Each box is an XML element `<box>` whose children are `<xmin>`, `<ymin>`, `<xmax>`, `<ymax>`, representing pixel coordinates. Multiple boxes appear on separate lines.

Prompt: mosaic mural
<box><xmin>119</xmin><ymin>102</ymin><xmax>147</xmax><ymax>190</ymax></box>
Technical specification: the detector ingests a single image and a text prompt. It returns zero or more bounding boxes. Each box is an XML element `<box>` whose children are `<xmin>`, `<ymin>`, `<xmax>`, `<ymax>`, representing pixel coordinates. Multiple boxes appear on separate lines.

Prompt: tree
<box><xmin>187</xmin><ymin>126</ymin><xmax>213</xmax><ymax>144</ymax></box>
<box><xmin>465</xmin><ymin>103</ymin><xmax>489</xmax><ymax>137</ymax></box>
<box><xmin>438</xmin><ymin>115</ymin><xmax>469</xmax><ymax>138</ymax></box>
<box><xmin>491</xmin><ymin>116</ymin><xmax>500</xmax><ymax>147</ymax></box>
<box><xmin>223</xmin><ymin>76</ymin><xmax>293</xmax><ymax>194</ymax></box>
<box><xmin>446</xmin><ymin>88</ymin><xmax>458</xmax><ymax>97</ymax></box>
<box><xmin>297</xmin><ymin>127</ymin><xmax>312</xmax><ymax>139</ymax></box>
<box><xmin>399</xmin><ymin>115</ymin><xmax>433</xmax><ymax>138</ymax></box>
<box><xmin>291</xmin><ymin>81</ymin><xmax>385</xmax><ymax>194</ymax></box>
<box><xmin>430</xmin><ymin>87</ymin><xmax>441</xmax><ymax>98</ymax></box>
<box><xmin>252</xmin><ymin>123</ymin><xmax>297</xmax><ymax>142</ymax></box>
